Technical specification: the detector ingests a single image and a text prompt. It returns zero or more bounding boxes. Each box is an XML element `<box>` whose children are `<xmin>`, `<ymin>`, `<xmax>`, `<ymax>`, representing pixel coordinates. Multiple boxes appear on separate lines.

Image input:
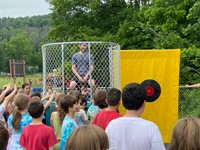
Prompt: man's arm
<box><xmin>185</xmin><ymin>83</ymin><xmax>200</xmax><ymax>88</ymax></box>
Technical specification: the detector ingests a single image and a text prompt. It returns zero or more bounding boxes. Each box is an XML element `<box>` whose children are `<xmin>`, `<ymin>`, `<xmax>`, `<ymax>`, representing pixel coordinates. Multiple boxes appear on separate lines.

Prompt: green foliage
<box><xmin>48</xmin><ymin>0</ymin><xmax>127</xmax><ymax>41</ymax></box>
<box><xmin>47</xmin><ymin>0</ymin><xmax>200</xmax><ymax>50</ymax></box>
<box><xmin>0</xmin><ymin>15</ymin><xmax>51</xmax><ymax>73</ymax></box>
<box><xmin>180</xmin><ymin>47</ymin><xmax>200</xmax><ymax>85</ymax></box>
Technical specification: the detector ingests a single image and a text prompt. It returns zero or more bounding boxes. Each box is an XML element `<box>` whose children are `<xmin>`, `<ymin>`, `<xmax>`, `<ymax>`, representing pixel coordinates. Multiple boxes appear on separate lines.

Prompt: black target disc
<box><xmin>141</xmin><ymin>79</ymin><xmax>161</xmax><ymax>102</ymax></box>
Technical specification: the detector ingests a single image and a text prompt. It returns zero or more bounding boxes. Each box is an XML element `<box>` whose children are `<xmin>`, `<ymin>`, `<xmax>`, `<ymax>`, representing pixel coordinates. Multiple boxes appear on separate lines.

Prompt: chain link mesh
<box><xmin>42</xmin><ymin>42</ymin><xmax>120</xmax><ymax>97</ymax></box>
<box><xmin>179</xmin><ymin>86</ymin><xmax>200</xmax><ymax>118</ymax></box>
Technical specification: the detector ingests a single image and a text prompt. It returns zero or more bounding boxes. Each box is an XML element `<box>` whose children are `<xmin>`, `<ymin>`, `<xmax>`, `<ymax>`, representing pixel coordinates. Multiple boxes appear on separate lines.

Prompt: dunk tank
<box><xmin>42</xmin><ymin>42</ymin><xmax>180</xmax><ymax>143</ymax></box>
<box><xmin>42</xmin><ymin>42</ymin><xmax>120</xmax><ymax>95</ymax></box>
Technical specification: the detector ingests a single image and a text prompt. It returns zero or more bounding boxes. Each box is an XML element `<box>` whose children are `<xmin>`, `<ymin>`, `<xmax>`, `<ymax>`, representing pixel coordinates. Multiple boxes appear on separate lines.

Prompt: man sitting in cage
<box><xmin>69</xmin><ymin>40</ymin><xmax>96</xmax><ymax>93</ymax></box>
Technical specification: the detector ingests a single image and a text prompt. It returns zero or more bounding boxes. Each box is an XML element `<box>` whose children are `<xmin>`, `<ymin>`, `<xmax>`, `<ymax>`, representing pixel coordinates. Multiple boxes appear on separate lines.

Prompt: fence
<box><xmin>179</xmin><ymin>86</ymin><xmax>200</xmax><ymax>118</ymax></box>
<box><xmin>42</xmin><ymin>42</ymin><xmax>120</xmax><ymax>96</ymax></box>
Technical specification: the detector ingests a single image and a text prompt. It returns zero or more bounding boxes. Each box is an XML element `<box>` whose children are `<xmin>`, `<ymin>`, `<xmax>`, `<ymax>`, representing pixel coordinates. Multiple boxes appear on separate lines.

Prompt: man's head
<box><xmin>122</xmin><ymin>83</ymin><xmax>146</xmax><ymax>110</ymax></box>
<box><xmin>106</xmin><ymin>88</ymin><xmax>121</xmax><ymax>106</ymax></box>
<box><xmin>28</xmin><ymin>99</ymin><xmax>44</xmax><ymax>119</ymax></box>
<box><xmin>79</xmin><ymin>40</ymin><xmax>88</xmax><ymax>53</ymax></box>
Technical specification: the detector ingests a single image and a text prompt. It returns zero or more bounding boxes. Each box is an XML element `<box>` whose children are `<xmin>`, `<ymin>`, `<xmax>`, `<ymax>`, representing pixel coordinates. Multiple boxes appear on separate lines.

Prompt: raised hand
<box><xmin>4</xmin><ymin>83</ymin><xmax>13</xmax><ymax>92</ymax></box>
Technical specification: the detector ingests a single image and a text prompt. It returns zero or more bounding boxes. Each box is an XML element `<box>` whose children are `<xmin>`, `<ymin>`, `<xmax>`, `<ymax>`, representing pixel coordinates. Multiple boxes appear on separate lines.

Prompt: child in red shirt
<box><xmin>19</xmin><ymin>99</ymin><xmax>58</xmax><ymax>150</ymax></box>
<box><xmin>92</xmin><ymin>88</ymin><xmax>121</xmax><ymax>130</ymax></box>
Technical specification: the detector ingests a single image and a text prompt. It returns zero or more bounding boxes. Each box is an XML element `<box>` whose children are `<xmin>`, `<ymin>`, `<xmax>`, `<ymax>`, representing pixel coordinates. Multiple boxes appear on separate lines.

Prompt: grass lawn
<box><xmin>0</xmin><ymin>75</ymin><xmax>43</xmax><ymax>89</ymax></box>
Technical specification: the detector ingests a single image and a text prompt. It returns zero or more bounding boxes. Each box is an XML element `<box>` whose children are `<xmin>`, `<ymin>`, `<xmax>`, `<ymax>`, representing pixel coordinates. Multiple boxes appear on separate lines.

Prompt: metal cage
<box><xmin>42</xmin><ymin>42</ymin><xmax>120</xmax><ymax>97</ymax></box>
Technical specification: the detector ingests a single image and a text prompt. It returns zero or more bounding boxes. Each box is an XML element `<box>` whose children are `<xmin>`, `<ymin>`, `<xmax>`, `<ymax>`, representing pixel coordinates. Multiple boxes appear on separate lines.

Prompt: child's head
<box><xmin>0</xmin><ymin>121</ymin><xmax>9</xmax><ymax>150</ymax></box>
<box><xmin>12</xmin><ymin>94</ymin><xmax>29</xmax><ymax>131</ymax></box>
<box><xmin>28</xmin><ymin>99</ymin><xmax>44</xmax><ymax>119</ymax></box>
<box><xmin>93</xmin><ymin>90</ymin><xmax>108</xmax><ymax>109</ymax></box>
<box><xmin>122</xmin><ymin>83</ymin><xmax>146</xmax><ymax>110</ymax></box>
<box><xmin>106</xmin><ymin>88</ymin><xmax>121</xmax><ymax>106</ymax></box>
<box><xmin>60</xmin><ymin>95</ymin><xmax>79</xmax><ymax>114</ymax></box>
<box><xmin>22</xmin><ymin>83</ymin><xmax>31</xmax><ymax>95</ymax></box>
<box><xmin>66</xmin><ymin>125</ymin><xmax>109</xmax><ymax>150</ymax></box>
<box><xmin>31</xmin><ymin>92</ymin><xmax>42</xmax><ymax>99</ymax></box>
<box><xmin>169</xmin><ymin>117</ymin><xmax>200</xmax><ymax>150</ymax></box>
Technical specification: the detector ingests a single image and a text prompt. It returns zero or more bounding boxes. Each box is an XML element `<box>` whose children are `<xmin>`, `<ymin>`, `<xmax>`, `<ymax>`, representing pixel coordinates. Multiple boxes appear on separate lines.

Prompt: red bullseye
<box><xmin>146</xmin><ymin>86</ymin><xmax>154</xmax><ymax>97</ymax></box>
<box><xmin>141</xmin><ymin>79</ymin><xmax>161</xmax><ymax>102</ymax></box>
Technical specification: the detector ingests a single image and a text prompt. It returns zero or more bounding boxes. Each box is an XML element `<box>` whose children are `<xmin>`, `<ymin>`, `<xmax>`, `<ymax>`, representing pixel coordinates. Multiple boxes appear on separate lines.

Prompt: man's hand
<box><xmin>78</xmin><ymin>76</ymin><xmax>84</xmax><ymax>82</ymax></box>
<box><xmin>83</xmin><ymin>75</ymin><xmax>88</xmax><ymax>82</ymax></box>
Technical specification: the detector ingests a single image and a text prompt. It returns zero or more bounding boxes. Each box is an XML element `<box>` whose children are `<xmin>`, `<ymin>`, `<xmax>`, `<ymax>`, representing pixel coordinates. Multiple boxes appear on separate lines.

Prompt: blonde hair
<box><xmin>169</xmin><ymin>117</ymin><xmax>200</xmax><ymax>150</ymax></box>
<box><xmin>12</xmin><ymin>94</ymin><xmax>29</xmax><ymax>131</ymax></box>
<box><xmin>65</xmin><ymin>125</ymin><xmax>109</xmax><ymax>150</ymax></box>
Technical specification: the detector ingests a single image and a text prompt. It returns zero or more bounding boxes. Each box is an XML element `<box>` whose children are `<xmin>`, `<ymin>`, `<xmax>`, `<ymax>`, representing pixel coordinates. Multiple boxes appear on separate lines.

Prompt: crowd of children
<box><xmin>0</xmin><ymin>82</ymin><xmax>200</xmax><ymax>150</ymax></box>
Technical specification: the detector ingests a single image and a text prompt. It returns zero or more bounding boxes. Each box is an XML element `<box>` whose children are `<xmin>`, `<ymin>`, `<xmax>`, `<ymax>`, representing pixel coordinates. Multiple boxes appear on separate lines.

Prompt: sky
<box><xmin>0</xmin><ymin>0</ymin><xmax>52</xmax><ymax>18</ymax></box>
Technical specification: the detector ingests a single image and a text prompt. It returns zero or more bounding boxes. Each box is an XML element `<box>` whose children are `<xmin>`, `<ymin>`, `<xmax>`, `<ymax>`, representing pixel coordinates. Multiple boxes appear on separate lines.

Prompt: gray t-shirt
<box><xmin>72</xmin><ymin>52</ymin><xmax>94</xmax><ymax>76</ymax></box>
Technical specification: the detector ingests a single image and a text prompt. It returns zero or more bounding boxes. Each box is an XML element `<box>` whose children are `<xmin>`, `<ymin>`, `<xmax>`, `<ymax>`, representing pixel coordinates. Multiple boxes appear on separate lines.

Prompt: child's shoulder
<box><xmin>51</xmin><ymin>111</ymin><xmax>58</xmax><ymax>116</ymax></box>
<box><xmin>28</xmin><ymin>123</ymin><xmax>53</xmax><ymax>131</ymax></box>
<box><xmin>64</xmin><ymin>116</ymin><xmax>74</xmax><ymax>121</ymax></box>
<box><xmin>42</xmin><ymin>124</ymin><xmax>54</xmax><ymax>131</ymax></box>
<box><xmin>63</xmin><ymin>116</ymin><xmax>76</xmax><ymax>125</ymax></box>
<box><xmin>22</xmin><ymin>113</ymin><xmax>31</xmax><ymax>118</ymax></box>
<box><xmin>88</xmin><ymin>104</ymin><xmax>98</xmax><ymax>110</ymax></box>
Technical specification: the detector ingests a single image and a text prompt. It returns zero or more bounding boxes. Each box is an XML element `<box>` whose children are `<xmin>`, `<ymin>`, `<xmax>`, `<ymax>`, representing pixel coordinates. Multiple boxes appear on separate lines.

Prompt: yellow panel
<box><xmin>119</xmin><ymin>49</ymin><xmax>180</xmax><ymax>143</ymax></box>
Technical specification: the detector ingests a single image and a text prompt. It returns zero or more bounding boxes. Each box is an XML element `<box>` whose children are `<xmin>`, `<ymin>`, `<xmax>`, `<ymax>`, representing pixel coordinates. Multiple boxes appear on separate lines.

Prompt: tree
<box><xmin>4</xmin><ymin>34</ymin><xmax>33</xmax><ymax>72</ymax></box>
<box><xmin>0</xmin><ymin>15</ymin><xmax>51</xmax><ymax>73</ymax></box>
<box><xmin>0</xmin><ymin>40</ymin><xmax>7</xmax><ymax>72</ymax></box>
<box><xmin>48</xmin><ymin>0</ymin><xmax>127</xmax><ymax>41</ymax></box>
<box><xmin>180</xmin><ymin>46</ymin><xmax>200</xmax><ymax>85</ymax></box>
<box><xmin>138</xmin><ymin>0</ymin><xmax>197</xmax><ymax>49</ymax></box>
<box><xmin>183</xmin><ymin>1</ymin><xmax>200</xmax><ymax>48</ymax></box>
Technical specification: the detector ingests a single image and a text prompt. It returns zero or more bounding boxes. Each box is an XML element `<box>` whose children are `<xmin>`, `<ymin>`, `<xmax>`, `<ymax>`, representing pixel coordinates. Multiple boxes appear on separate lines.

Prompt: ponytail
<box><xmin>58</xmin><ymin>107</ymin><xmax>66</xmax><ymax>126</ymax></box>
<box><xmin>12</xmin><ymin>106</ymin><xmax>22</xmax><ymax>131</ymax></box>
